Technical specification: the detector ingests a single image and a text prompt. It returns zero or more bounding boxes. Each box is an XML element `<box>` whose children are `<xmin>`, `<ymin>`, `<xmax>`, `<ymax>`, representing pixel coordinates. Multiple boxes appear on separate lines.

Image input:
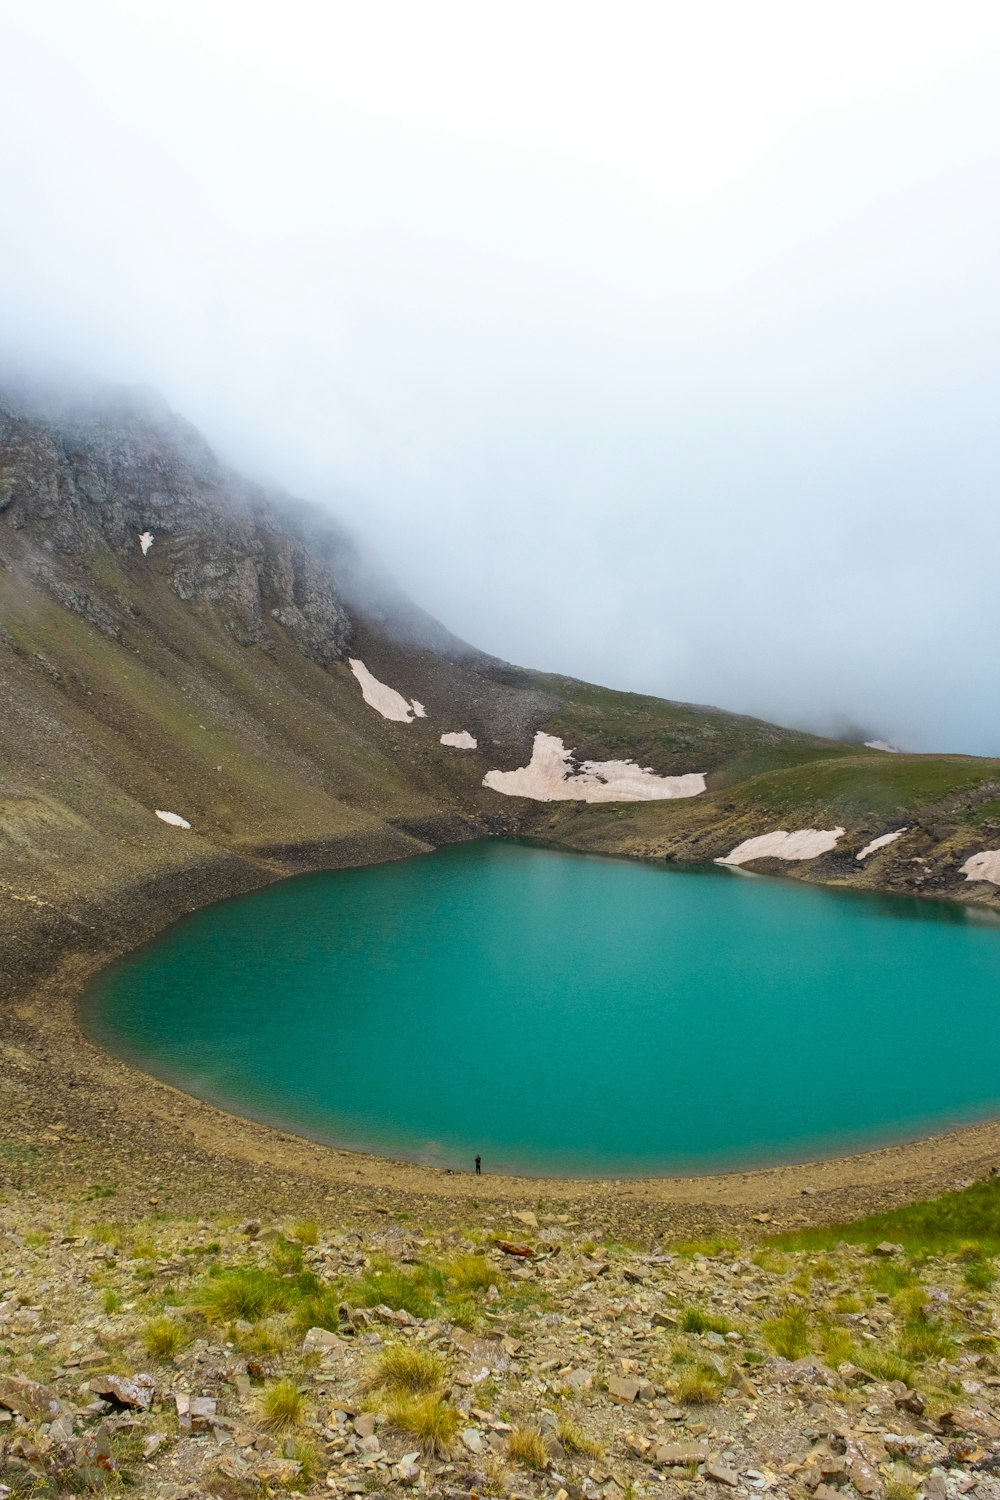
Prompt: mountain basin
<box><xmin>81</xmin><ymin>839</ymin><xmax>1000</xmax><ymax>1177</ymax></box>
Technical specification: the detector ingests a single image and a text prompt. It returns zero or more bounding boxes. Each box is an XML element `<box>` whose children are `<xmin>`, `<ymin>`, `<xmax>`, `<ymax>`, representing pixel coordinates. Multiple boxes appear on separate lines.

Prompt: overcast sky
<box><xmin>3</xmin><ymin>2</ymin><xmax>999</xmax><ymax>754</ymax></box>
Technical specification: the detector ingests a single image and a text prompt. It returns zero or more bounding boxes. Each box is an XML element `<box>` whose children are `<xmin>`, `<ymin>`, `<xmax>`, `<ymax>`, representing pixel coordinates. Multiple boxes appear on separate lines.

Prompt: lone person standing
<box><xmin>475</xmin><ymin>1154</ymin><xmax>481</xmax><ymax>1176</ymax></box>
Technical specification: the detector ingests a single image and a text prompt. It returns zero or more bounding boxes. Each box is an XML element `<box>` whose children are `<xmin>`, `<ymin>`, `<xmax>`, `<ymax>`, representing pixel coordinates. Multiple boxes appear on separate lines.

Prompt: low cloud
<box><xmin>2</xmin><ymin>2</ymin><xmax>998</xmax><ymax>754</ymax></box>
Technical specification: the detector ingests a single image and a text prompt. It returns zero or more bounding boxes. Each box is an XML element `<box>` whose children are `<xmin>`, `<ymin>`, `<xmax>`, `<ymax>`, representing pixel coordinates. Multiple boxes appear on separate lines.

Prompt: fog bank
<box><xmin>3</xmin><ymin>1</ymin><xmax>999</xmax><ymax>753</ymax></box>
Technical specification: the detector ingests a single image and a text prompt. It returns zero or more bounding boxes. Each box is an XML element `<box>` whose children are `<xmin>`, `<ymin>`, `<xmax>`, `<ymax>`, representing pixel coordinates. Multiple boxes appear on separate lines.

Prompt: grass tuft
<box><xmin>196</xmin><ymin>1266</ymin><xmax>292</xmax><ymax>1323</ymax></box>
<box><xmin>819</xmin><ymin>1325</ymin><xmax>856</xmax><ymax>1367</ymax></box>
<box><xmin>383</xmin><ymin>1392</ymin><xmax>459</xmax><ymax>1455</ymax></box>
<box><xmin>142</xmin><ymin>1314</ymin><xmax>188</xmax><ymax>1362</ymax></box>
<box><xmin>506</xmin><ymin>1426</ymin><xmax>549</xmax><ymax>1470</ymax></box>
<box><xmin>867</xmin><ymin>1262</ymin><xmax>914</xmax><ymax>1295</ymax></box>
<box><xmin>895</xmin><ymin>1319</ymin><xmax>953</xmax><ymax>1363</ymax></box>
<box><xmin>680</xmin><ymin>1305</ymin><xmax>733</xmax><ymax>1335</ymax></box>
<box><xmin>441</xmin><ymin>1254</ymin><xmax>497</xmax><ymax>1292</ymax></box>
<box><xmin>963</xmin><ymin>1257</ymin><xmax>996</xmax><ymax>1292</ymax></box>
<box><xmin>673</xmin><ymin>1361</ymin><xmax>726</xmax><ymax>1404</ymax></box>
<box><xmin>293</xmin><ymin>1285</ymin><xmax>344</xmax><ymax>1336</ymax></box>
<box><xmin>270</xmin><ymin>1238</ymin><xmax>305</xmax><ymax>1275</ymax></box>
<box><xmin>762</xmin><ymin>1305</ymin><xmax>810</xmax><ymax>1360</ymax></box>
<box><xmin>283</xmin><ymin>1437</ymin><xmax>317</xmax><ymax>1483</ymax></box>
<box><xmin>365</xmin><ymin>1343</ymin><xmax>446</xmax><ymax>1394</ymax></box>
<box><xmin>556</xmin><ymin>1418</ymin><xmax>604</xmax><ymax>1458</ymax></box>
<box><xmin>752</xmin><ymin>1248</ymin><xmax>790</xmax><ymax>1275</ymax></box>
<box><xmin>858</xmin><ymin>1346</ymin><xmax>913</xmax><ymax>1385</ymax></box>
<box><xmin>260</xmin><ymin>1378</ymin><xmax>304</xmax><ymax>1429</ymax></box>
<box><xmin>666</xmin><ymin>1236</ymin><xmax>738</xmax><ymax>1259</ymax></box>
<box><xmin>352</xmin><ymin>1268</ymin><xmax>436</xmax><ymax>1320</ymax></box>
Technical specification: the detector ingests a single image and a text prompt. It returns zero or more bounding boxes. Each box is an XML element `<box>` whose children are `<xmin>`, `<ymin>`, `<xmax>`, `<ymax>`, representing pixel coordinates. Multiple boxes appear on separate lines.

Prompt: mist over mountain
<box><xmin>3</xmin><ymin>3</ymin><xmax>999</xmax><ymax>753</ymax></box>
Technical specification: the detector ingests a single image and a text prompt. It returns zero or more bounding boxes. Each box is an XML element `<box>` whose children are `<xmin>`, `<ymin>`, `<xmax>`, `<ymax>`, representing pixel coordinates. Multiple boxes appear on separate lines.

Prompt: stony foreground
<box><xmin>3</xmin><ymin>1188</ymin><xmax>1000</xmax><ymax>1500</ymax></box>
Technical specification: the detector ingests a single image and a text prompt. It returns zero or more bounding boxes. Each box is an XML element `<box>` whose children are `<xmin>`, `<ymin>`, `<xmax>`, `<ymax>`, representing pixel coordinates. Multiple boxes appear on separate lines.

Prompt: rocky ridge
<box><xmin>0</xmin><ymin>382</ymin><xmax>357</xmax><ymax>662</ymax></box>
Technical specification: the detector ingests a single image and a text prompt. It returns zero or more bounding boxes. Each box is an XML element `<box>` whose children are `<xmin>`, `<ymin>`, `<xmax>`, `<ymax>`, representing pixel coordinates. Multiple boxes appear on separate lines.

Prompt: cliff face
<box><xmin>0</xmin><ymin>383</ymin><xmax>354</xmax><ymax>662</ymax></box>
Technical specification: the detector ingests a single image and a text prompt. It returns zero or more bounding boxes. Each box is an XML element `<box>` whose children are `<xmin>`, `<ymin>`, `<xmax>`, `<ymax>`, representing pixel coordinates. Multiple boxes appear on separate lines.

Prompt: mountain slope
<box><xmin>2</xmin><ymin>376</ymin><xmax>998</xmax><ymax>1014</ymax></box>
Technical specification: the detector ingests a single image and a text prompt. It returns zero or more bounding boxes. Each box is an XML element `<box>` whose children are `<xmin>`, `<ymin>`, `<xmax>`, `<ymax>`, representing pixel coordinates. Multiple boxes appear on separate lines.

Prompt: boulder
<box><xmin>88</xmin><ymin>1374</ymin><xmax>155</xmax><ymax>1411</ymax></box>
<box><xmin>607</xmin><ymin>1375</ymin><xmax>642</xmax><ymax>1404</ymax></box>
<box><xmin>0</xmin><ymin>1375</ymin><xmax>61</xmax><ymax>1418</ymax></box>
<box><xmin>302</xmin><ymin>1326</ymin><xmax>345</xmax><ymax>1355</ymax></box>
<box><xmin>655</xmin><ymin>1444</ymin><xmax>708</xmax><ymax>1466</ymax></box>
<box><xmin>705</xmin><ymin>1461</ymin><xmax>740</xmax><ymax>1486</ymax></box>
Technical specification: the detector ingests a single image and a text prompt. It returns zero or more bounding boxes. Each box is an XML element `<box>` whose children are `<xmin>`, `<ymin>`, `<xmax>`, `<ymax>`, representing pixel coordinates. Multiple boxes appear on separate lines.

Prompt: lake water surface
<box><xmin>83</xmin><ymin>840</ymin><xmax>1000</xmax><ymax>1176</ymax></box>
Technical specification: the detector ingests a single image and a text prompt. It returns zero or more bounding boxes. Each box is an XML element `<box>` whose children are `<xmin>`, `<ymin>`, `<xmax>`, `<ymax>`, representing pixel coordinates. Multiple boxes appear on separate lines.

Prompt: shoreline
<box><xmin>6</xmin><ymin>833</ymin><xmax>1000</xmax><ymax>1236</ymax></box>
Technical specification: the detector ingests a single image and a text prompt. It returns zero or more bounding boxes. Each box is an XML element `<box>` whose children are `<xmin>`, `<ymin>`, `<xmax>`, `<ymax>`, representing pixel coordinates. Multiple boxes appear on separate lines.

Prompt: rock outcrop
<box><xmin>0</xmin><ymin>382</ymin><xmax>353</xmax><ymax>662</ymax></box>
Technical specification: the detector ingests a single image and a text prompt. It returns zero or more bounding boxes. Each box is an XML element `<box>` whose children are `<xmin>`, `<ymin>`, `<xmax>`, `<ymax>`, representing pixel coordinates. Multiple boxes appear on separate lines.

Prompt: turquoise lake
<box><xmin>83</xmin><ymin>840</ymin><xmax>1000</xmax><ymax>1177</ymax></box>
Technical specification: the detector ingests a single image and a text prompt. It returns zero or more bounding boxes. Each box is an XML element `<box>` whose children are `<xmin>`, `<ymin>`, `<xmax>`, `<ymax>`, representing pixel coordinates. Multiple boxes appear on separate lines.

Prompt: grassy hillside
<box><xmin>532</xmin><ymin>671</ymin><xmax>844</xmax><ymax>776</ymax></box>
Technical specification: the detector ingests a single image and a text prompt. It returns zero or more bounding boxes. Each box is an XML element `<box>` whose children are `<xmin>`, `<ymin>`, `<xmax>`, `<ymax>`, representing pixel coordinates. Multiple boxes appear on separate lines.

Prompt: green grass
<box><xmin>768</xmin><ymin>1176</ymin><xmax>1000</xmax><ymax>1256</ymax></box>
<box><xmin>440</xmin><ymin>1254</ymin><xmax>497</xmax><ymax>1292</ymax></box>
<box><xmin>818</xmin><ymin>1325</ymin><xmax>856</xmax><ymax>1367</ymax></box>
<box><xmin>892</xmin><ymin>1285</ymin><xmax>929</xmax><ymax>1319</ymax></box>
<box><xmin>964</xmin><ymin>1257</ymin><xmax>997</xmax><ymax>1291</ymax></box>
<box><xmin>666</xmin><ymin>1235</ymin><xmax>739</xmax><ymax>1259</ymax></box>
<box><xmin>679</xmin><ymin>1305</ymin><xmax>734</xmax><ymax>1335</ymax></box>
<box><xmin>293</xmin><ymin>1285</ymin><xmax>344</xmax><ymax>1336</ymax></box>
<box><xmin>856</xmin><ymin>1345</ymin><xmax>914</xmax><ymax>1385</ymax></box>
<box><xmin>727</xmin><ymin>754</ymin><xmax>1000</xmax><ymax>822</ymax></box>
<box><xmin>350</xmin><ymin>1267</ymin><xmax>437</xmax><ymax>1319</ymax></box>
<box><xmin>895</xmin><ymin>1319</ymin><xmax>953</xmax><ymax>1363</ymax></box>
<box><xmin>195</xmin><ymin>1265</ymin><xmax>295</xmax><ymax>1322</ymax></box>
<box><xmin>761</xmin><ymin>1305</ymin><xmax>811</xmax><ymax>1360</ymax></box>
<box><xmin>270</xmin><ymin>1237</ymin><xmax>306</xmax><ymax>1275</ymax></box>
<box><xmin>282</xmin><ymin>1437</ymin><xmax>318</xmax><ymax>1484</ymax></box>
<box><xmin>867</xmin><ymin>1262</ymin><xmax>915</xmax><ymax>1294</ymax></box>
<box><xmin>535</xmin><ymin>671</ymin><xmax>830</xmax><ymax>779</ymax></box>
<box><xmin>752</xmin><ymin>1248</ymin><xmax>791</xmax><ymax>1275</ymax></box>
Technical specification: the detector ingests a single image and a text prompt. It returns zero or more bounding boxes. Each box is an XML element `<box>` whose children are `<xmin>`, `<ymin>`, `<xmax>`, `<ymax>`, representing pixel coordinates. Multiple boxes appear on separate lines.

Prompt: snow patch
<box><xmin>483</xmin><ymin>731</ymin><xmax>705</xmax><ymax>803</ymax></box>
<box><xmin>961</xmin><ymin>850</ymin><xmax>1000</xmax><ymax>886</ymax></box>
<box><xmin>441</xmin><ymin>730</ymin><xmax>478</xmax><ymax>750</ymax></box>
<box><xmin>139</xmin><ymin>531</ymin><xmax>154</xmax><ymax>555</ymax></box>
<box><xmin>856</xmin><ymin>828</ymin><xmax>907</xmax><ymax>861</ymax></box>
<box><xmin>155</xmin><ymin>810</ymin><xmax>191</xmax><ymax>829</ymax></box>
<box><xmin>717</xmin><ymin>827</ymin><xmax>845</xmax><ymax>866</ymax></box>
<box><xmin>865</xmin><ymin>739</ymin><xmax>902</xmax><ymax>753</ymax></box>
<box><xmin>349</xmin><ymin>659</ymin><xmax>425</xmax><ymax>723</ymax></box>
